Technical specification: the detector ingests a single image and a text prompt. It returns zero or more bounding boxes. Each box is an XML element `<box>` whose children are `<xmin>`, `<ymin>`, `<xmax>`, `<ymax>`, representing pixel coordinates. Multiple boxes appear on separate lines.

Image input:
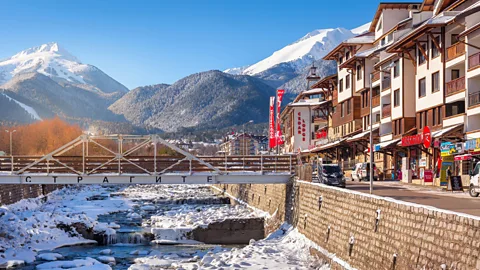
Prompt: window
<box><xmin>346</xmin><ymin>75</ymin><xmax>351</xmax><ymax>89</ymax></box>
<box><xmin>332</xmin><ymin>106</ymin><xmax>336</xmax><ymax>114</ymax></box>
<box><xmin>445</xmin><ymin>101</ymin><xmax>465</xmax><ymax>117</ymax></box>
<box><xmin>375</xmin><ymin>114</ymin><xmax>380</xmax><ymax>123</ymax></box>
<box><xmin>393</xmin><ymin>60</ymin><xmax>400</xmax><ymax>77</ymax></box>
<box><xmin>433</xmin><ymin>108</ymin><xmax>436</xmax><ymax>126</ymax></box>
<box><xmin>357</xmin><ymin>65</ymin><xmax>362</xmax><ymax>80</ymax></box>
<box><xmin>452</xmin><ymin>69</ymin><xmax>460</xmax><ymax>80</ymax></box>
<box><xmin>438</xmin><ymin>106</ymin><xmax>442</xmax><ymax>122</ymax></box>
<box><xmin>431</xmin><ymin>36</ymin><xmax>440</xmax><ymax>58</ymax></box>
<box><xmin>432</xmin><ymin>72</ymin><xmax>440</xmax><ymax>93</ymax></box>
<box><xmin>347</xmin><ymin>99</ymin><xmax>351</xmax><ymax>114</ymax></box>
<box><xmin>341</xmin><ymin>102</ymin><xmax>344</xmax><ymax>117</ymax></box>
<box><xmin>381</xmin><ymin>38</ymin><xmax>386</xmax><ymax>46</ymax></box>
<box><xmin>394</xmin><ymin>89</ymin><xmax>400</xmax><ymax>107</ymax></box>
<box><xmin>376</xmin><ymin>20</ymin><xmax>382</xmax><ymax>32</ymax></box>
<box><xmin>387</xmin><ymin>33</ymin><xmax>393</xmax><ymax>43</ymax></box>
<box><xmin>419</xmin><ymin>112</ymin><xmax>423</xmax><ymax>128</ymax></box>
<box><xmin>339</xmin><ymin>79</ymin><xmax>343</xmax><ymax>92</ymax></box>
<box><xmin>418</xmin><ymin>77</ymin><xmax>426</xmax><ymax>98</ymax></box>
<box><xmin>418</xmin><ymin>44</ymin><xmax>427</xmax><ymax>65</ymax></box>
<box><xmin>339</xmin><ymin>56</ymin><xmax>343</xmax><ymax>64</ymax></box>
<box><xmin>346</xmin><ymin>51</ymin><xmax>350</xmax><ymax>60</ymax></box>
<box><xmin>451</xmin><ymin>34</ymin><xmax>458</xmax><ymax>45</ymax></box>
<box><xmin>424</xmin><ymin>111</ymin><xmax>428</xmax><ymax>127</ymax></box>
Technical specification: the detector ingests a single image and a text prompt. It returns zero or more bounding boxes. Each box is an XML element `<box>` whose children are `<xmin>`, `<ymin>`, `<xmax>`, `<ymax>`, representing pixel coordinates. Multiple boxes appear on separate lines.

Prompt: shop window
<box><xmin>418</xmin><ymin>77</ymin><xmax>426</xmax><ymax>98</ymax></box>
<box><xmin>432</xmin><ymin>72</ymin><xmax>440</xmax><ymax>93</ymax></box>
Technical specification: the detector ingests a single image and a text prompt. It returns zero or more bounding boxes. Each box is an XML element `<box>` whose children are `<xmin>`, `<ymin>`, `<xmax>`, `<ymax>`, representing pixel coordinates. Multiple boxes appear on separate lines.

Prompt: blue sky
<box><xmin>0</xmin><ymin>0</ymin><xmax>410</xmax><ymax>89</ymax></box>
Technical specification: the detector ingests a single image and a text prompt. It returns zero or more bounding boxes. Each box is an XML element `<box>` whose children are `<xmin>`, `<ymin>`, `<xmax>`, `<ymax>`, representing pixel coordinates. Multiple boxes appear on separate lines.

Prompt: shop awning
<box><xmin>374</xmin><ymin>139</ymin><xmax>401</xmax><ymax>152</ymax></box>
<box><xmin>432</xmin><ymin>124</ymin><xmax>463</xmax><ymax>138</ymax></box>
<box><xmin>310</xmin><ymin>139</ymin><xmax>346</xmax><ymax>153</ymax></box>
<box><xmin>347</xmin><ymin>128</ymin><xmax>379</xmax><ymax>142</ymax></box>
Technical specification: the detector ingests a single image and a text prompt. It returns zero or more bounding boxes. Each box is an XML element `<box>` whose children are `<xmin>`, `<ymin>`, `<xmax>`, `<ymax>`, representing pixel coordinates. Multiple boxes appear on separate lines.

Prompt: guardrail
<box><xmin>469</xmin><ymin>52</ymin><xmax>480</xmax><ymax>70</ymax></box>
<box><xmin>469</xmin><ymin>91</ymin><xmax>480</xmax><ymax>108</ymax></box>
<box><xmin>446</xmin><ymin>42</ymin><xmax>465</xmax><ymax>61</ymax></box>
<box><xmin>445</xmin><ymin>76</ymin><xmax>466</xmax><ymax>96</ymax></box>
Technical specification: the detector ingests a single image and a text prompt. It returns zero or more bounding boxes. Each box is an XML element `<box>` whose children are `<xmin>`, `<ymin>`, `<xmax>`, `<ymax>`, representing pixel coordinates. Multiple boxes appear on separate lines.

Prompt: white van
<box><xmin>469</xmin><ymin>161</ymin><xmax>480</xmax><ymax>197</ymax></box>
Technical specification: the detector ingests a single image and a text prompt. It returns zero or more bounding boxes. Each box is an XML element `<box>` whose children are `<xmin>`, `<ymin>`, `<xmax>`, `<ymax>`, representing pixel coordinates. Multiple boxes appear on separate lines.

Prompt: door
<box><xmin>451</xmin><ymin>69</ymin><xmax>460</xmax><ymax>80</ymax></box>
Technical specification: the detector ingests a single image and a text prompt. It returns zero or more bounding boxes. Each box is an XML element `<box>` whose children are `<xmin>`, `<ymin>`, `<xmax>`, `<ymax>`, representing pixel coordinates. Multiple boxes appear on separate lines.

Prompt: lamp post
<box><xmin>5</xmin><ymin>129</ymin><xmax>16</xmax><ymax>156</ymax></box>
<box><xmin>369</xmin><ymin>62</ymin><xmax>395</xmax><ymax>194</ymax></box>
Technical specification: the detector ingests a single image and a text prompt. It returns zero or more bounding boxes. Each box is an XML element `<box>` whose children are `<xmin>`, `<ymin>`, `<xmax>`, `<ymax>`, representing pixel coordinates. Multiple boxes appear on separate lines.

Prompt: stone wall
<box><xmin>0</xmin><ymin>184</ymin><xmax>65</xmax><ymax>205</ymax></box>
<box><xmin>217</xmin><ymin>181</ymin><xmax>480</xmax><ymax>270</ymax></box>
<box><xmin>192</xmin><ymin>218</ymin><xmax>265</xmax><ymax>244</ymax></box>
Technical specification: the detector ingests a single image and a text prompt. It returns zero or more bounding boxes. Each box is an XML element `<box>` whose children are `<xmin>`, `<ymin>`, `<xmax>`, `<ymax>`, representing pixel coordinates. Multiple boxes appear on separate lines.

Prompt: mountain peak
<box><xmin>11</xmin><ymin>42</ymin><xmax>80</xmax><ymax>63</ymax></box>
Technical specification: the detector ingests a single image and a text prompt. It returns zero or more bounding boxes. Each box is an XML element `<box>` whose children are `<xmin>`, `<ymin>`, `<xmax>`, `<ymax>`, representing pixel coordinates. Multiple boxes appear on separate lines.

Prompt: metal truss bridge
<box><xmin>0</xmin><ymin>135</ymin><xmax>295</xmax><ymax>185</ymax></box>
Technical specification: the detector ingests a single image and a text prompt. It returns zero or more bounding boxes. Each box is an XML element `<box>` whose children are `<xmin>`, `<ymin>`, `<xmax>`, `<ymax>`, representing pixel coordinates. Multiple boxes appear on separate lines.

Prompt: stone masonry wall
<box><xmin>0</xmin><ymin>184</ymin><xmax>65</xmax><ymax>205</ymax></box>
<box><xmin>218</xmin><ymin>181</ymin><xmax>480</xmax><ymax>270</ymax></box>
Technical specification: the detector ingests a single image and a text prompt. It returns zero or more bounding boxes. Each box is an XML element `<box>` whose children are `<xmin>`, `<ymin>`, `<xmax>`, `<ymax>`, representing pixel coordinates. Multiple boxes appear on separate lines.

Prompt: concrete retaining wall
<box><xmin>216</xmin><ymin>181</ymin><xmax>480</xmax><ymax>270</ymax></box>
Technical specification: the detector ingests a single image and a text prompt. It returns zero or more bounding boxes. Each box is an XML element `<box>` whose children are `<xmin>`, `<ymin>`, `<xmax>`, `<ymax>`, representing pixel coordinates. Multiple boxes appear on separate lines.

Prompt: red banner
<box><xmin>276</xmin><ymin>89</ymin><xmax>285</xmax><ymax>145</ymax></box>
<box><xmin>269</xmin><ymin>96</ymin><xmax>276</xmax><ymax>149</ymax></box>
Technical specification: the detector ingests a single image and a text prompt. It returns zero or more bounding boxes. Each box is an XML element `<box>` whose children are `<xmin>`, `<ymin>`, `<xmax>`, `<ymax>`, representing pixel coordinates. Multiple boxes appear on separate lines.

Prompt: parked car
<box><xmin>318</xmin><ymin>164</ymin><xmax>346</xmax><ymax>187</ymax></box>
<box><xmin>469</xmin><ymin>161</ymin><xmax>480</xmax><ymax>197</ymax></box>
<box><xmin>351</xmin><ymin>162</ymin><xmax>378</xmax><ymax>181</ymax></box>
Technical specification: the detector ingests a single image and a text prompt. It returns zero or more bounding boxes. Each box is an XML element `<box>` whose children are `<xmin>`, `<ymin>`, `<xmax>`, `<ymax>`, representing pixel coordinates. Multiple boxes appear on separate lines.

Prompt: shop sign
<box><xmin>374</xmin><ymin>145</ymin><xmax>381</xmax><ymax>152</ymax></box>
<box><xmin>434</xmin><ymin>139</ymin><xmax>440</xmax><ymax>148</ymax></box>
<box><xmin>419</xmin><ymin>158</ymin><xmax>427</xmax><ymax>167</ymax></box>
<box><xmin>454</xmin><ymin>154</ymin><xmax>472</xmax><ymax>161</ymax></box>
<box><xmin>402</xmin><ymin>134</ymin><xmax>423</xmax><ymax>146</ymax></box>
<box><xmin>465</xmin><ymin>138</ymin><xmax>480</xmax><ymax>151</ymax></box>
<box><xmin>315</xmin><ymin>130</ymin><xmax>327</xmax><ymax>139</ymax></box>
<box><xmin>424</xmin><ymin>170</ymin><xmax>433</xmax><ymax>183</ymax></box>
<box><xmin>440</xmin><ymin>142</ymin><xmax>463</xmax><ymax>156</ymax></box>
<box><xmin>423</xmin><ymin>126</ymin><xmax>431</xmax><ymax>149</ymax></box>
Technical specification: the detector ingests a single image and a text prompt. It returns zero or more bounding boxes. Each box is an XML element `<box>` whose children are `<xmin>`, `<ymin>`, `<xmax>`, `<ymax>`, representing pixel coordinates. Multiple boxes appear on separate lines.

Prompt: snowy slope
<box><xmin>0</xmin><ymin>42</ymin><xmax>128</xmax><ymax>94</ymax></box>
<box><xmin>0</xmin><ymin>93</ymin><xmax>42</xmax><ymax>120</ymax></box>
<box><xmin>225</xmin><ymin>22</ymin><xmax>371</xmax><ymax>77</ymax></box>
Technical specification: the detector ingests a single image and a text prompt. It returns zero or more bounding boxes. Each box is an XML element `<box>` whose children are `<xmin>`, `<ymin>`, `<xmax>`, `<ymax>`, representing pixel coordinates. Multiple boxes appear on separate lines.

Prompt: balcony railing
<box><xmin>469</xmin><ymin>52</ymin><xmax>480</xmax><ymax>70</ymax></box>
<box><xmin>445</xmin><ymin>76</ymin><xmax>466</xmax><ymax>96</ymax></box>
<box><xmin>469</xmin><ymin>91</ymin><xmax>480</xmax><ymax>108</ymax></box>
<box><xmin>372</xmin><ymin>71</ymin><xmax>380</xmax><ymax>82</ymax></box>
<box><xmin>312</xmin><ymin>116</ymin><xmax>328</xmax><ymax>123</ymax></box>
<box><xmin>372</xmin><ymin>95</ymin><xmax>380</xmax><ymax>107</ymax></box>
<box><xmin>382</xmin><ymin>104</ymin><xmax>391</xmax><ymax>118</ymax></box>
<box><xmin>446</xmin><ymin>42</ymin><xmax>465</xmax><ymax>61</ymax></box>
<box><xmin>381</xmin><ymin>78</ymin><xmax>391</xmax><ymax>91</ymax></box>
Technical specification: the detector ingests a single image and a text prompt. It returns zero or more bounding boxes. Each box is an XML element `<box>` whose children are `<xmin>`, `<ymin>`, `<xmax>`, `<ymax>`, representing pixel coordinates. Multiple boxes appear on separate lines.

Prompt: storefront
<box><xmin>399</xmin><ymin>127</ymin><xmax>433</xmax><ymax>184</ymax></box>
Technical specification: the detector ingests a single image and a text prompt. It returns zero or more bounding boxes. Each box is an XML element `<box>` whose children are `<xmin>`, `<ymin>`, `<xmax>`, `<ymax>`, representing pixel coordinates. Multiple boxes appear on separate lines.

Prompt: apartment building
<box><xmin>292</xmin><ymin>0</ymin><xmax>480</xmax><ymax>185</ymax></box>
<box><xmin>220</xmin><ymin>133</ymin><xmax>267</xmax><ymax>156</ymax></box>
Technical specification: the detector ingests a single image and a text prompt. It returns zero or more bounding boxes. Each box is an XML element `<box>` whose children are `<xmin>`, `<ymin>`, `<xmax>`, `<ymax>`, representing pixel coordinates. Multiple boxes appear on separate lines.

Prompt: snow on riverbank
<box><xmin>130</xmin><ymin>224</ymin><xmax>329</xmax><ymax>269</ymax></box>
<box><xmin>0</xmin><ymin>185</ymin><xmax>131</xmax><ymax>266</ymax></box>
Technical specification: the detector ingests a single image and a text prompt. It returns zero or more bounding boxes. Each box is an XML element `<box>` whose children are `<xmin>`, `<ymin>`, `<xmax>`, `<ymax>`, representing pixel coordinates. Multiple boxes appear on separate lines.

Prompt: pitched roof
<box><xmin>369</xmin><ymin>2</ymin><xmax>422</xmax><ymax>32</ymax></box>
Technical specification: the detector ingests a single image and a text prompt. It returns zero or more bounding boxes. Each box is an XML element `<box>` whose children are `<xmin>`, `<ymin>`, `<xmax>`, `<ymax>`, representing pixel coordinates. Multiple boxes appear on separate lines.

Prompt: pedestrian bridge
<box><xmin>0</xmin><ymin>135</ymin><xmax>295</xmax><ymax>185</ymax></box>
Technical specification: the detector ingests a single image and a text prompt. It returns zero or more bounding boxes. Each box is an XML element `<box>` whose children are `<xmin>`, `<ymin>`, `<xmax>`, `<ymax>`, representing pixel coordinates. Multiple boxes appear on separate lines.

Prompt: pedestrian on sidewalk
<box><xmin>447</xmin><ymin>166</ymin><xmax>452</xmax><ymax>181</ymax></box>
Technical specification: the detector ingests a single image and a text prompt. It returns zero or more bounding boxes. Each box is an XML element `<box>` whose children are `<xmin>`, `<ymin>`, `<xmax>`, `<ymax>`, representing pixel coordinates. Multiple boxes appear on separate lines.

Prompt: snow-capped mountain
<box><xmin>224</xmin><ymin>22</ymin><xmax>371</xmax><ymax>93</ymax></box>
<box><xmin>0</xmin><ymin>42</ymin><xmax>128</xmax><ymax>94</ymax></box>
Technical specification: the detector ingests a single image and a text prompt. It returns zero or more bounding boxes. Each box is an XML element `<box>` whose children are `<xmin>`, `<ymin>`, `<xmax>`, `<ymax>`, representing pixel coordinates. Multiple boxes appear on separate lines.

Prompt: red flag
<box><xmin>276</xmin><ymin>89</ymin><xmax>285</xmax><ymax>145</ymax></box>
<box><xmin>269</xmin><ymin>96</ymin><xmax>276</xmax><ymax>149</ymax></box>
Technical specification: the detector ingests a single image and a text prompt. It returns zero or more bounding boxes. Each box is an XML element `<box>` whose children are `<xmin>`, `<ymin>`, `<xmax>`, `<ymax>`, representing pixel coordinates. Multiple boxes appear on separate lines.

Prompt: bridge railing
<box><xmin>0</xmin><ymin>154</ymin><xmax>295</xmax><ymax>175</ymax></box>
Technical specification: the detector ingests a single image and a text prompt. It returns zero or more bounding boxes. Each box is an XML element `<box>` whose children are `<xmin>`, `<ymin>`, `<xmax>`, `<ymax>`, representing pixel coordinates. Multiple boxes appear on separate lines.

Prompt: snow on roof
<box><xmin>351</xmin><ymin>22</ymin><xmax>372</xmax><ymax>35</ymax></box>
<box><xmin>346</xmin><ymin>128</ymin><xmax>378</xmax><ymax>142</ymax></box>
<box><xmin>302</xmin><ymin>88</ymin><xmax>326</xmax><ymax>95</ymax></box>
<box><xmin>432</xmin><ymin>123</ymin><xmax>463</xmax><ymax>138</ymax></box>
<box><xmin>344</xmin><ymin>35</ymin><xmax>375</xmax><ymax>44</ymax></box>
<box><xmin>289</xmin><ymin>100</ymin><xmax>329</xmax><ymax>107</ymax></box>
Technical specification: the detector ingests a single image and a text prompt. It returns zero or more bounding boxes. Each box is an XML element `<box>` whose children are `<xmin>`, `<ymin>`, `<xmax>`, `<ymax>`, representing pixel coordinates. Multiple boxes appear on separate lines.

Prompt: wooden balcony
<box><xmin>372</xmin><ymin>95</ymin><xmax>380</xmax><ymax>107</ymax></box>
<box><xmin>312</xmin><ymin>116</ymin><xmax>328</xmax><ymax>123</ymax></box>
<box><xmin>382</xmin><ymin>104</ymin><xmax>391</xmax><ymax>119</ymax></box>
<box><xmin>332</xmin><ymin>90</ymin><xmax>338</xmax><ymax>105</ymax></box>
<box><xmin>469</xmin><ymin>91</ymin><xmax>480</xmax><ymax>108</ymax></box>
<box><xmin>445</xmin><ymin>76</ymin><xmax>466</xmax><ymax>96</ymax></box>
<box><xmin>469</xmin><ymin>52</ymin><xmax>480</xmax><ymax>70</ymax></box>
<box><xmin>372</xmin><ymin>71</ymin><xmax>380</xmax><ymax>82</ymax></box>
<box><xmin>446</xmin><ymin>42</ymin><xmax>465</xmax><ymax>61</ymax></box>
<box><xmin>381</xmin><ymin>78</ymin><xmax>391</xmax><ymax>91</ymax></box>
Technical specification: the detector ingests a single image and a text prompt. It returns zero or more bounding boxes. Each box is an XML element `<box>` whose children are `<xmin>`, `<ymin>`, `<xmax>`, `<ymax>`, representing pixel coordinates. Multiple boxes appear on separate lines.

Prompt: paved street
<box><xmin>346</xmin><ymin>181</ymin><xmax>480</xmax><ymax>217</ymax></box>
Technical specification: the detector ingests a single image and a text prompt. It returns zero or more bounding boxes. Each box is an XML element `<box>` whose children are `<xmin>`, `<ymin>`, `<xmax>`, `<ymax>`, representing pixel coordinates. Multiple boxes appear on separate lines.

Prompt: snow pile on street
<box><xmin>0</xmin><ymin>185</ymin><xmax>130</xmax><ymax>266</ymax></box>
<box><xmin>130</xmin><ymin>224</ymin><xmax>329</xmax><ymax>270</ymax></box>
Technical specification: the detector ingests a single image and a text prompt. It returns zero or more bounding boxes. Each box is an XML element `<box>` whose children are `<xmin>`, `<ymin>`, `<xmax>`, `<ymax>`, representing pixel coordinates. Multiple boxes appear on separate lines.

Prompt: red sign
<box><xmin>315</xmin><ymin>130</ymin><xmax>327</xmax><ymax>139</ymax></box>
<box><xmin>401</xmin><ymin>126</ymin><xmax>432</xmax><ymax>148</ymax></box>
<box><xmin>402</xmin><ymin>134</ymin><xmax>423</xmax><ymax>146</ymax></box>
<box><xmin>269</xmin><ymin>96</ymin><xmax>276</xmax><ymax>149</ymax></box>
<box><xmin>455</xmin><ymin>154</ymin><xmax>472</xmax><ymax>161</ymax></box>
<box><xmin>424</xmin><ymin>170</ymin><xmax>433</xmax><ymax>183</ymax></box>
<box><xmin>423</xmin><ymin>126</ymin><xmax>431</xmax><ymax>149</ymax></box>
<box><xmin>276</xmin><ymin>89</ymin><xmax>285</xmax><ymax>145</ymax></box>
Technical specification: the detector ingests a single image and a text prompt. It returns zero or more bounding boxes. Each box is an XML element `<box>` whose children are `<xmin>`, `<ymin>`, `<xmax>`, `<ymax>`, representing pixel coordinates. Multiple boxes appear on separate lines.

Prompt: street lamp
<box><xmin>369</xmin><ymin>62</ymin><xmax>395</xmax><ymax>194</ymax></box>
<box><xmin>5</xmin><ymin>130</ymin><xmax>17</xmax><ymax>156</ymax></box>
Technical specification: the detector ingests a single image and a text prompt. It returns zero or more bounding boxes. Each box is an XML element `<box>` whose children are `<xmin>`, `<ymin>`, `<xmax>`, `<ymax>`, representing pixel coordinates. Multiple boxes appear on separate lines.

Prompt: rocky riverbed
<box><xmin>0</xmin><ymin>184</ymin><xmax>328</xmax><ymax>269</ymax></box>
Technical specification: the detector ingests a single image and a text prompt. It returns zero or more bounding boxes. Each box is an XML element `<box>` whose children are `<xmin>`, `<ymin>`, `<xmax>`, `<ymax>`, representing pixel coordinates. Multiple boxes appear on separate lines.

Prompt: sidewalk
<box><xmin>346</xmin><ymin>180</ymin><xmax>480</xmax><ymax>217</ymax></box>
